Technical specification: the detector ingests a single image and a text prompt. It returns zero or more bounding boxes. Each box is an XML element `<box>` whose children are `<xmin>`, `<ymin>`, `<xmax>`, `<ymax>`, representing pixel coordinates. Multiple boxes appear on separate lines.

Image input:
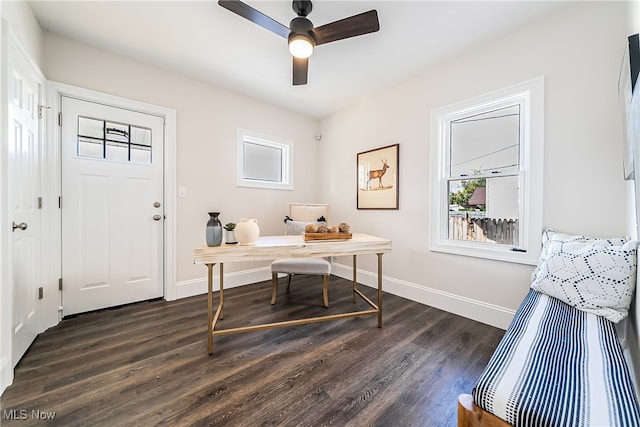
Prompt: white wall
<box><xmin>42</xmin><ymin>33</ymin><xmax>321</xmax><ymax>290</ymax></box>
<box><xmin>319</xmin><ymin>1</ymin><xmax>629</xmax><ymax>325</ymax></box>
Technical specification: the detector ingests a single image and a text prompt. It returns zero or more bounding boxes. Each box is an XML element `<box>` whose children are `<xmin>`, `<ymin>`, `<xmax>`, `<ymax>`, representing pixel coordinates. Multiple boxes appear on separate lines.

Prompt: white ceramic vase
<box><xmin>224</xmin><ymin>229</ymin><xmax>237</xmax><ymax>244</ymax></box>
<box><xmin>234</xmin><ymin>219</ymin><xmax>260</xmax><ymax>245</ymax></box>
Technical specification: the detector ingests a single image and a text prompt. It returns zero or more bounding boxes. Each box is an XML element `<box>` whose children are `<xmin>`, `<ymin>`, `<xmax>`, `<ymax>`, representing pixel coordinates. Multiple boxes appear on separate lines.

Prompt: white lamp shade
<box><xmin>288</xmin><ymin>34</ymin><xmax>314</xmax><ymax>58</ymax></box>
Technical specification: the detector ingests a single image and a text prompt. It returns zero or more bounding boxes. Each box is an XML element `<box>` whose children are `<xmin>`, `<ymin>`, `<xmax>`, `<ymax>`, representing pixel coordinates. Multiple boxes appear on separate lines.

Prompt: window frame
<box><xmin>236</xmin><ymin>128</ymin><xmax>294</xmax><ymax>191</ymax></box>
<box><xmin>429</xmin><ymin>77</ymin><xmax>544</xmax><ymax>265</ymax></box>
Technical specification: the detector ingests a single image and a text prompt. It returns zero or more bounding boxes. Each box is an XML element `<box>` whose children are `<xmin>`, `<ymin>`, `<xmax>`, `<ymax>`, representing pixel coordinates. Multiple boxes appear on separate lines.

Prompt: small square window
<box><xmin>236</xmin><ymin>129</ymin><xmax>293</xmax><ymax>190</ymax></box>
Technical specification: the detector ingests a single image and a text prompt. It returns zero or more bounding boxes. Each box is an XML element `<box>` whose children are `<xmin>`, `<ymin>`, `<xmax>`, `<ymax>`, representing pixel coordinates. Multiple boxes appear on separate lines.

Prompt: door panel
<box><xmin>9</xmin><ymin>53</ymin><xmax>43</xmax><ymax>366</ymax></box>
<box><xmin>61</xmin><ymin>96</ymin><xmax>164</xmax><ymax>316</ymax></box>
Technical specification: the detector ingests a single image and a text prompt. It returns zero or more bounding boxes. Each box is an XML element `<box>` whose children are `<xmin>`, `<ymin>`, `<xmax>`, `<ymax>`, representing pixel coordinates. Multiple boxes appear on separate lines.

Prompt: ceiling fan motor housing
<box><xmin>290</xmin><ymin>16</ymin><xmax>314</xmax><ymax>39</ymax></box>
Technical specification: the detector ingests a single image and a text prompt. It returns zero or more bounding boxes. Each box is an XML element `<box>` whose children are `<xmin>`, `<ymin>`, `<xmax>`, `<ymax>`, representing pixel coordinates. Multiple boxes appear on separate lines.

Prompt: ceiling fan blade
<box><xmin>218</xmin><ymin>0</ymin><xmax>289</xmax><ymax>39</ymax></box>
<box><xmin>293</xmin><ymin>57</ymin><xmax>308</xmax><ymax>85</ymax></box>
<box><xmin>311</xmin><ymin>10</ymin><xmax>379</xmax><ymax>46</ymax></box>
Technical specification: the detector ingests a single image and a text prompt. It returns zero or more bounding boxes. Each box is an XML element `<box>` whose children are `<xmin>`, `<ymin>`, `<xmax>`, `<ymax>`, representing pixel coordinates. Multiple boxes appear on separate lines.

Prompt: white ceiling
<box><xmin>29</xmin><ymin>0</ymin><xmax>571</xmax><ymax>118</ymax></box>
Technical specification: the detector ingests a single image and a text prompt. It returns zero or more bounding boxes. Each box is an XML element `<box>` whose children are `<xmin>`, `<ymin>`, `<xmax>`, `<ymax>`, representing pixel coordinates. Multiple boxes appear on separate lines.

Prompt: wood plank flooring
<box><xmin>1</xmin><ymin>276</ymin><xmax>504</xmax><ymax>426</ymax></box>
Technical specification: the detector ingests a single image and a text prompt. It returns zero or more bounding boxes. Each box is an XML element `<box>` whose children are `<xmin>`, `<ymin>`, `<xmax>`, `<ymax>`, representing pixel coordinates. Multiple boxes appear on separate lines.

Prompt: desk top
<box><xmin>194</xmin><ymin>233</ymin><xmax>391</xmax><ymax>264</ymax></box>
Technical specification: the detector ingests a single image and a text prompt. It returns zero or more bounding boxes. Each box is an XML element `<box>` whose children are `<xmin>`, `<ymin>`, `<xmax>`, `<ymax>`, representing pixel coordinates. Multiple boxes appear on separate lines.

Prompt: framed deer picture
<box><xmin>357</xmin><ymin>143</ymin><xmax>399</xmax><ymax>209</ymax></box>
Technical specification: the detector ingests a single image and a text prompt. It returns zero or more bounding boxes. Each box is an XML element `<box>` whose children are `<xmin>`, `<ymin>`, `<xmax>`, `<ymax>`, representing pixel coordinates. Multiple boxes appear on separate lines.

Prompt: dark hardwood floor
<box><xmin>1</xmin><ymin>276</ymin><xmax>504</xmax><ymax>426</ymax></box>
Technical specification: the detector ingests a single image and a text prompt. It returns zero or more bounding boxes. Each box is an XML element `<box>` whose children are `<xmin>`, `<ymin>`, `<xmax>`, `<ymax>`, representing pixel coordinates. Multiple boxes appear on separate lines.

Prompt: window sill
<box><xmin>429</xmin><ymin>240</ymin><xmax>539</xmax><ymax>265</ymax></box>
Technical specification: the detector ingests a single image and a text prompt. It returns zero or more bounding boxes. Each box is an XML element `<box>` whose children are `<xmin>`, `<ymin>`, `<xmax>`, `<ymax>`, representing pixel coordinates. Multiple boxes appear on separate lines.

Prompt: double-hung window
<box><xmin>430</xmin><ymin>77</ymin><xmax>544</xmax><ymax>264</ymax></box>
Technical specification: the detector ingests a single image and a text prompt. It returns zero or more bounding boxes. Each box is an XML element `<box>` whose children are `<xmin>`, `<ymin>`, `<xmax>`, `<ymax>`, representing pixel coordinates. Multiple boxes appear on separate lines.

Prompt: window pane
<box><xmin>243</xmin><ymin>141</ymin><xmax>282</xmax><ymax>182</ymax></box>
<box><xmin>131</xmin><ymin>145</ymin><xmax>151</xmax><ymax>164</ymax></box>
<box><xmin>448</xmin><ymin>175</ymin><xmax>519</xmax><ymax>245</ymax></box>
<box><xmin>78</xmin><ymin>117</ymin><xmax>103</xmax><ymax>139</ymax></box>
<box><xmin>78</xmin><ymin>137</ymin><xmax>103</xmax><ymax>158</ymax></box>
<box><xmin>105</xmin><ymin>122</ymin><xmax>129</xmax><ymax>143</ymax></box>
<box><xmin>450</xmin><ymin>105</ymin><xmax>520</xmax><ymax>177</ymax></box>
<box><xmin>130</xmin><ymin>126</ymin><xmax>151</xmax><ymax>146</ymax></box>
<box><xmin>105</xmin><ymin>141</ymin><xmax>128</xmax><ymax>161</ymax></box>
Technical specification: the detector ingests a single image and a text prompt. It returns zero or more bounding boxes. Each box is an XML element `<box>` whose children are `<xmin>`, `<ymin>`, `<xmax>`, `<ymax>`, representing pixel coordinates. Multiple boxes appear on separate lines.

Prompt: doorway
<box><xmin>60</xmin><ymin>96</ymin><xmax>165</xmax><ymax>316</ymax></box>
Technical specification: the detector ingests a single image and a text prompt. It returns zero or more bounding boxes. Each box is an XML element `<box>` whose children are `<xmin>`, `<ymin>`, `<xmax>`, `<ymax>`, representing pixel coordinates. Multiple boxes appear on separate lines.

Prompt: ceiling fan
<box><xmin>218</xmin><ymin>0</ymin><xmax>380</xmax><ymax>85</ymax></box>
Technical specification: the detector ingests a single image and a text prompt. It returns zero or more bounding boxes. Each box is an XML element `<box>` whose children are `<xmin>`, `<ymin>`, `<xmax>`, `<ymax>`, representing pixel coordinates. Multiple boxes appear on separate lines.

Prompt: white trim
<box><xmin>0</xmin><ymin>356</ymin><xmax>9</xmax><ymax>396</ymax></box>
<box><xmin>331</xmin><ymin>263</ymin><xmax>515</xmax><ymax>330</ymax></box>
<box><xmin>46</xmin><ymin>81</ymin><xmax>178</xmax><ymax>305</ymax></box>
<box><xmin>2</xmin><ymin>27</ymin><xmax>50</xmax><ymax>395</ymax></box>
<box><xmin>176</xmin><ymin>263</ymin><xmax>515</xmax><ymax>330</ymax></box>
<box><xmin>429</xmin><ymin>77</ymin><xmax>544</xmax><ymax>266</ymax></box>
<box><xmin>0</xmin><ymin>19</ymin><xmax>12</xmax><ymax>397</ymax></box>
<box><xmin>175</xmin><ymin>267</ymin><xmax>271</xmax><ymax>299</ymax></box>
<box><xmin>236</xmin><ymin>128</ymin><xmax>294</xmax><ymax>191</ymax></box>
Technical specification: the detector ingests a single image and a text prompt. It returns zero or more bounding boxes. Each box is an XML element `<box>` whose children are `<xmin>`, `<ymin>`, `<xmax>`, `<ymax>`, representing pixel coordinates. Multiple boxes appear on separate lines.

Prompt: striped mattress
<box><xmin>472</xmin><ymin>289</ymin><xmax>640</xmax><ymax>427</ymax></box>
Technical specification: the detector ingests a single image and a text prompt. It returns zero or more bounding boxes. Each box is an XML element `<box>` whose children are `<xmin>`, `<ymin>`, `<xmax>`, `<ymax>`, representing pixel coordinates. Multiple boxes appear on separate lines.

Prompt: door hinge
<box><xmin>38</xmin><ymin>105</ymin><xmax>51</xmax><ymax>119</ymax></box>
<box><xmin>38</xmin><ymin>196</ymin><xmax>43</xmax><ymax>209</ymax></box>
<box><xmin>58</xmin><ymin>278</ymin><xmax>63</xmax><ymax>291</ymax></box>
<box><xmin>38</xmin><ymin>287</ymin><xmax>44</xmax><ymax>300</ymax></box>
<box><xmin>58</xmin><ymin>196</ymin><xmax>62</xmax><ymax>209</ymax></box>
<box><xmin>58</xmin><ymin>112</ymin><xmax>62</xmax><ymax>126</ymax></box>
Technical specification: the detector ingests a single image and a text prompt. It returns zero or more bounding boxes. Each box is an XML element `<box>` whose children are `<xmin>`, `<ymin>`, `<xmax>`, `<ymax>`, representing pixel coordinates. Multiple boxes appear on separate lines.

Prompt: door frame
<box><xmin>47</xmin><ymin>82</ymin><xmax>178</xmax><ymax>310</ymax></box>
<box><xmin>1</xmin><ymin>28</ymin><xmax>49</xmax><ymax>394</ymax></box>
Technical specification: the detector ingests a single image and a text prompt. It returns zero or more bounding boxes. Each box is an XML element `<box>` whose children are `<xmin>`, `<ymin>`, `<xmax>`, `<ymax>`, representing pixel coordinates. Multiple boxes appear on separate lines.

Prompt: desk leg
<box><xmin>352</xmin><ymin>255</ymin><xmax>357</xmax><ymax>303</ymax></box>
<box><xmin>219</xmin><ymin>262</ymin><xmax>224</xmax><ymax>319</ymax></box>
<box><xmin>377</xmin><ymin>253</ymin><xmax>383</xmax><ymax>328</ymax></box>
<box><xmin>207</xmin><ymin>263</ymin><xmax>215</xmax><ymax>355</ymax></box>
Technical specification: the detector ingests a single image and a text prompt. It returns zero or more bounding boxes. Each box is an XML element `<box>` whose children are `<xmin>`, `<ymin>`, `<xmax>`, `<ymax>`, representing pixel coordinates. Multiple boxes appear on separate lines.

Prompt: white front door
<box><xmin>61</xmin><ymin>96</ymin><xmax>164</xmax><ymax>316</ymax></box>
<box><xmin>9</xmin><ymin>44</ymin><xmax>44</xmax><ymax>366</ymax></box>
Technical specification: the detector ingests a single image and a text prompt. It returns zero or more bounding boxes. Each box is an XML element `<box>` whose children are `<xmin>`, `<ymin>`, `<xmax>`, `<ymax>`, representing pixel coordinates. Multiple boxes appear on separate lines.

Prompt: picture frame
<box><xmin>357</xmin><ymin>143</ymin><xmax>399</xmax><ymax>209</ymax></box>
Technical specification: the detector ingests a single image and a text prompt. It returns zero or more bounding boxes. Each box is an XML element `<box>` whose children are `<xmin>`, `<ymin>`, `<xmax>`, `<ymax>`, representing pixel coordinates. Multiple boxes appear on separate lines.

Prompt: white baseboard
<box><xmin>331</xmin><ymin>263</ymin><xmax>515</xmax><ymax>330</ymax></box>
<box><xmin>0</xmin><ymin>355</ymin><xmax>11</xmax><ymax>397</ymax></box>
<box><xmin>175</xmin><ymin>263</ymin><xmax>515</xmax><ymax>330</ymax></box>
<box><xmin>175</xmin><ymin>267</ymin><xmax>272</xmax><ymax>299</ymax></box>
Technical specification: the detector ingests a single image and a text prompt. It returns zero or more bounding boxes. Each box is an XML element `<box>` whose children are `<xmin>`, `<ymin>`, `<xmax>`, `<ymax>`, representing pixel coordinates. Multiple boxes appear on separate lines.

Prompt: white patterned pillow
<box><xmin>531</xmin><ymin>239</ymin><xmax>638</xmax><ymax>322</ymax></box>
<box><xmin>531</xmin><ymin>228</ymin><xmax>630</xmax><ymax>281</ymax></box>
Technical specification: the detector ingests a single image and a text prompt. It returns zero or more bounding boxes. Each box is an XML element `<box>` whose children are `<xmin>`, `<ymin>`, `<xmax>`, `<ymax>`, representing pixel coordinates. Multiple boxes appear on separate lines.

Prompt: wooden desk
<box><xmin>194</xmin><ymin>233</ymin><xmax>392</xmax><ymax>354</ymax></box>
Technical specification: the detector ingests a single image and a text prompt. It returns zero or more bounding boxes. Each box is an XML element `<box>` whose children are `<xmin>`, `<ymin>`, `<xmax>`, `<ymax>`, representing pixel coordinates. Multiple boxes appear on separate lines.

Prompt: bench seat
<box><xmin>470</xmin><ymin>289</ymin><xmax>640</xmax><ymax>427</ymax></box>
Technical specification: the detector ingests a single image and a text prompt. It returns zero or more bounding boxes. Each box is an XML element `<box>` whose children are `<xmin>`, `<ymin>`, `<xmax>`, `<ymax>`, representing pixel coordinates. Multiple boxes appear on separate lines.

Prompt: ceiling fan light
<box><xmin>288</xmin><ymin>34</ymin><xmax>314</xmax><ymax>58</ymax></box>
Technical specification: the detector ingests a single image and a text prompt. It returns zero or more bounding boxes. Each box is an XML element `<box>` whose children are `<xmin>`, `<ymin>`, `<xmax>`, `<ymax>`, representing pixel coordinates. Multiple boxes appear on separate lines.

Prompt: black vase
<box><xmin>206</xmin><ymin>212</ymin><xmax>222</xmax><ymax>247</ymax></box>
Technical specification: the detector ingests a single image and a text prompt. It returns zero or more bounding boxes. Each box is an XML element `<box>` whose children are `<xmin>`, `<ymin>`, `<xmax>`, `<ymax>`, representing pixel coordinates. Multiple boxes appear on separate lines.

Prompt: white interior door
<box><xmin>61</xmin><ymin>96</ymin><xmax>164</xmax><ymax>316</ymax></box>
<box><xmin>9</xmin><ymin>46</ymin><xmax>44</xmax><ymax>366</ymax></box>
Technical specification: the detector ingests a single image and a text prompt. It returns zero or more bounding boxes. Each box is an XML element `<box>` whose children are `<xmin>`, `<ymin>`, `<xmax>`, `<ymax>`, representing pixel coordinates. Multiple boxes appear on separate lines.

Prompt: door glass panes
<box><xmin>130</xmin><ymin>126</ymin><xmax>151</xmax><ymax>163</ymax></box>
<box><xmin>77</xmin><ymin>116</ymin><xmax>152</xmax><ymax>164</ymax></box>
<box><xmin>78</xmin><ymin>117</ymin><xmax>103</xmax><ymax>158</ymax></box>
<box><xmin>450</xmin><ymin>105</ymin><xmax>519</xmax><ymax>177</ymax></box>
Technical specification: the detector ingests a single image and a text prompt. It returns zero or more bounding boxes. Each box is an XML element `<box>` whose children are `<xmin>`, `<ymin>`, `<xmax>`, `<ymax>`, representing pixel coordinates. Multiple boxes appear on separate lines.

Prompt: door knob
<box><xmin>153</xmin><ymin>215</ymin><xmax>162</xmax><ymax>221</ymax></box>
<box><xmin>153</xmin><ymin>201</ymin><xmax>161</xmax><ymax>208</ymax></box>
<box><xmin>12</xmin><ymin>222</ymin><xmax>28</xmax><ymax>231</ymax></box>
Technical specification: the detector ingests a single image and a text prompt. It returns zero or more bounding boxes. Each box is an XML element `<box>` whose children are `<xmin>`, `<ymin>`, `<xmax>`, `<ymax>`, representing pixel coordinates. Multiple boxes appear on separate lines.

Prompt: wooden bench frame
<box><xmin>457</xmin><ymin>394</ymin><xmax>511</xmax><ymax>427</ymax></box>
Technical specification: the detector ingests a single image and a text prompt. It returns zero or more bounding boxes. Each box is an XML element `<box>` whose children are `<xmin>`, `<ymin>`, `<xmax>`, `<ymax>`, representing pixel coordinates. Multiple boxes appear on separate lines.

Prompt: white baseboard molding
<box><xmin>331</xmin><ymin>263</ymin><xmax>515</xmax><ymax>330</ymax></box>
<box><xmin>175</xmin><ymin>263</ymin><xmax>516</xmax><ymax>330</ymax></box>
<box><xmin>0</xmin><ymin>355</ymin><xmax>11</xmax><ymax>397</ymax></box>
<box><xmin>175</xmin><ymin>267</ymin><xmax>272</xmax><ymax>299</ymax></box>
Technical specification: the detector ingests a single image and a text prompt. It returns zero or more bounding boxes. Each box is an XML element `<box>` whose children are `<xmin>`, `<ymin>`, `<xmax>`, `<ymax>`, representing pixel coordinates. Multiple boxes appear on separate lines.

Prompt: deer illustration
<box><xmin>368</xmin><ymin>158</ymin><xmax>389</xmax><ymax>189</ymax></box>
